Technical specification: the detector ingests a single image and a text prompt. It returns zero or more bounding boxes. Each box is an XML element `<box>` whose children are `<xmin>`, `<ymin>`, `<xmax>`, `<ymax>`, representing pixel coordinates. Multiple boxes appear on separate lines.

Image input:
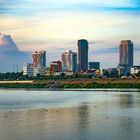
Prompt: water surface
<box><xmin>0</xmin><ymin>89</ymin><xmax>140</xmax><ymax>140</ymax></box>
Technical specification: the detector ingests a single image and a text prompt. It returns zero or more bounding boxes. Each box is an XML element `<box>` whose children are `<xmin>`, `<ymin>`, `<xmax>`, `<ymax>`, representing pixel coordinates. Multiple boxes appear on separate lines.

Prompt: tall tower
<box><xmin>119</xmin><ymin>40</ymin><xmax>133</xmax><ymax>67</ymax></box>
<box><xmin>32</xmin><ymin>51</ymin><xmax>46</xmax><ymax>76</ymax></box>
<box><xmin>78</xmin><ymin>39</ymin><xmax>88</xmax><ymax>72</ymax></box>
<box><xmin>32</xmin><ymin>51</ymin><xmax>46</xmax><ymax>68</ymax></box>
<box><xmin>61</xmin><ymin>50</ymin><xmax>77</xmax><ymax>73</ymax></box>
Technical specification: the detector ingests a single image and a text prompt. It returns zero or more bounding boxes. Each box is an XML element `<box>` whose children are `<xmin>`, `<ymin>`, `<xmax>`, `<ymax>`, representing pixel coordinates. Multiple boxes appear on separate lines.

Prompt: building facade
<box><xmin>61</xmin><ymin>50</ymin><xmax>77</xmax><ymax>73</ymax></box>
<box><xmin>50</xmin><ymin>61</ymin><xmax>62</xmax><ymax>75</ymax></box>
<box><xmin>78</xmin><ymin>39</ymin><xmax>89</xmax><ymax>72</ymax></box>
<box><xmin>32</xmin><ymin>51</ymin><xmax>46</xmax><ymax>76</ymax></box>
<box><xmin>89</xmin><ymin>62</ymin><xmax>100</xmax><ymax>70</ymax></box>
<box><xmin>23</xmin><ymin>63</ymin><xmax>34</xmax><ymax>77</ymax></box>
<box><xmin>131</xmin><ymin>66</ymin><xmax>140</xmax><ymax>74</ymax></box>
<box><xmin>119</xmin><ymin>40</ymin><xmax>133</xmax><ymax>67</ymax></box>
<box><xmin>102</xmin><ymin>68</ymin><xmax>118</xmax><ymax>78</ymax></box>
<box><xmin>119</xmin><ymin>40</ymin><xmax>133</xmax><ymax>75</ymax></box>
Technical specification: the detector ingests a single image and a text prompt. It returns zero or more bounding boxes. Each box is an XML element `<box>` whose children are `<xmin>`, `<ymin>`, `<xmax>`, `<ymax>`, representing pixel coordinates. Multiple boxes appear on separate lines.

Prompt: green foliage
<box><xmin>136</xmin><ymin>71</ymin><xmax>140</xmax><ymax>77</ymax></box>
<box><xmin>0</xmin><ymin>82</ymin><xmax>140</xmax><ymax>89</ymax></box>
<box><xmin>58</xmin><ymin>82</ymin><xmax>140</xmax><ymax>89</ymax></box>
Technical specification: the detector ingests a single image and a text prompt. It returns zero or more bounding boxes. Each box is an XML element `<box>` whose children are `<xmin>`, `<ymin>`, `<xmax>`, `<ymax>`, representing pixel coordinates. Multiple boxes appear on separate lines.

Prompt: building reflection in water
<box><xmin>78</xmin><ymin>104</ymin><xmax>89</xmax><ymax>140</ymax></box>
<box><xmin>117</xmin><ymin>93</ymin><xmax>139</xmax><ymax>140</ymax></box>
<box><xmin>0</xmin><ymin>91</ymin><xmax>140</xmax><ymax>140</ymax></box>
<box><xmin>119</xmin><ymin>94</ymin><xmax>134</xmax><ymax>108</ymax></box>
<box><xmin>119</xmin><ymin>116</ymin><xmax>133</xmax><ymax>140</ymax></box>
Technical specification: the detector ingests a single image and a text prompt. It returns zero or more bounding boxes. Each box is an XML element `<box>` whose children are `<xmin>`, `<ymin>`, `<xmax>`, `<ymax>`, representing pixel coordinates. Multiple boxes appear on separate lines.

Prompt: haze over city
<box><xmin>0</xmin><ymin>0</ymin><xmax>140</xmax><ymax>71</ymax></box>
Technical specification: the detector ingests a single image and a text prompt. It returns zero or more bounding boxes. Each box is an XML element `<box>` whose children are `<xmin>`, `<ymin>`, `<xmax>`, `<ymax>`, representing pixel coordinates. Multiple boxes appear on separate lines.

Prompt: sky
<box><xmin>0</xmin><ymin>0</ymin><xmax>140</xmax><ymax>69</ymax></box>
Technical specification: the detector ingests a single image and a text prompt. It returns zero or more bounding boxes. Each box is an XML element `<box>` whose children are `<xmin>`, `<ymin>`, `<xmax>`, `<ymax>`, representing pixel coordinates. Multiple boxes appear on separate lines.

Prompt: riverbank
<box><xmin>0</xmin><ymin>79</ymin><xmax>140</xmax><ymax>88</ymax></box>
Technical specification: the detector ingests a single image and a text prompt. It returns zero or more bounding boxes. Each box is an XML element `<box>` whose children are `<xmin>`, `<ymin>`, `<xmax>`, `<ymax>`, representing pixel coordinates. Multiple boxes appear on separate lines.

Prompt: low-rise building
<box><xmin>89</xmin><ymin>62</ymin><xmax>100</xmax><ymax>70</ymax></box>
<box><xmin>44</xmin><ymin>67</ymin><xmax>50</xmax><ymax>76</ymax></box>
<box><xmin>102</xmin><ymin>68</ymin><xmax>118</xmax><ymax>78</ymax></box>
<box><xmin>23</xmin><ymin>63</ymin><xmax>34</xmax><ymax>77</ymax></box>
<box><xmin>131</xmin><ymin>66</ymin><xmax>140</xmax><ymax>74</ymax></box>
<box><xmin>50</xmin><ymin>61</ymin><xmax>62</xmax><ymax>75</ymax></box>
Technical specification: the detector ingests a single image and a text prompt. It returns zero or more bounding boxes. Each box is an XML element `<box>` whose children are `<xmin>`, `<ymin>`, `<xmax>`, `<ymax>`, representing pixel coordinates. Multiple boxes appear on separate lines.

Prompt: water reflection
<box><xmin>0</xmin><ymin>90</ymin><xmax>140</xmax><ymax>140</ymax></box>
<box><xmin>119</xmin><ymin>94</ymin><xmax>134</xmax><ymax>108</ymax></box>
<box><xmin>119</xmin><ymin>116</ymin><xmax>133</xmax><ymax>140</ymax></box>
<box><xmin>78</xmin><ymin>104</ymin><xmax>89</xmax><ymax>129</ymax></box>
<box><xmin>78</xmin><ymin>104</ymin><xmax>89</xmax><ymax>140</ymax></box>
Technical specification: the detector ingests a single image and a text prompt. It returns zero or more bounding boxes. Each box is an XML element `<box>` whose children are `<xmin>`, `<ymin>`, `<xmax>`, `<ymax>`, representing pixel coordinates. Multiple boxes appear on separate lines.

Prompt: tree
<box><xmin>60</xmin><ymin>73</ymin><xmax>65</xmax><ymax>78</ymax></box>
<box><xmin>137</xmin><ymin>71</ymin><xmax>140</xmax><ymax>77</ymax></box>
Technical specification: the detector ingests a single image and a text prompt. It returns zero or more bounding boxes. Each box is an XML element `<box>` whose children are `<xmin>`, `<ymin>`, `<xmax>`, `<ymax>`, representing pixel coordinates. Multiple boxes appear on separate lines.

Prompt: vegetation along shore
<box><xmin>0</xmin><ymin>79</ymin><xmax>140</xmax><ymax>89</ymax></box>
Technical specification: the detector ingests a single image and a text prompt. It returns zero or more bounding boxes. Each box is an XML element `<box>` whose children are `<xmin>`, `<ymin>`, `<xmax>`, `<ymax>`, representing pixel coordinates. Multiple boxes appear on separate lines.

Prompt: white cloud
<box><xmin>33</xmin><ymin>0</ymin><xmax>133</xmax><ymax>7</ymax></box>
<box><xmin>0</xmin><ymin>12</ymin><xmax>140</xmax><ymax>51</ymax></box>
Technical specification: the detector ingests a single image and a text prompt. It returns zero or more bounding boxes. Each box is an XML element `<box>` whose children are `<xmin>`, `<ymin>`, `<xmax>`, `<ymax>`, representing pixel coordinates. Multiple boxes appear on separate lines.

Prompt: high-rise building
<box><xmin>23</xmin><ymin>63</ymin><xmax>34</xmax><ymax>77</ymax></box>
<box><xmin>61</xmin><ymin>50</ymin><xmax>77</xmax><ymax>73</ymax></box>
<box><xmin>32</xmin><ymin>51</ymin><xmax>46</xmax><ymax>76</ymax></box>
<box><xmin>89</xmin><ymin>62</ymin><xmax>100</xmax><ymax>70</ymax></box>
<box><xmin>78</xmin><ymin>39</ymin><xmax>89</xmax><ymax>72</ymax></box>
<box><xmin>119</xmin><ymin>40</ymin><xmax>133</xmax><ymax>67</ymax></box>
<box><xmin>32</xmin><ymin>51</ymin><xmax>46</xmax><ymax>68</ymax></box>
<box><xmin>50</xmin><ymin>61</ymin><xmax>62</xmax><ymax>75</ymax></box>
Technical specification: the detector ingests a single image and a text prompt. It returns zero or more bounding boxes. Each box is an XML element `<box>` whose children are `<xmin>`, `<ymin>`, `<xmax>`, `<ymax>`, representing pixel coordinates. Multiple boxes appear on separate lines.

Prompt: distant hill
<box><xmin>0</xmin><ymin>34</ymin><xmax>31</xmax><ymax>72</ymax></box>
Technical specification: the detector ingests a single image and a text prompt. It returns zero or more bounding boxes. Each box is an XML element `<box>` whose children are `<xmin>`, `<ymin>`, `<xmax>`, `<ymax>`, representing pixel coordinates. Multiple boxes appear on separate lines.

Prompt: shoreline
<box><xmin>0</xmin><ymin>79</ymin><xmax>140</xmax><ymax>89</ymax></box>
<box><xmin>0</xmin><ymin>88</ymin><xmax>140</xmax><ymax>92</ymax></box>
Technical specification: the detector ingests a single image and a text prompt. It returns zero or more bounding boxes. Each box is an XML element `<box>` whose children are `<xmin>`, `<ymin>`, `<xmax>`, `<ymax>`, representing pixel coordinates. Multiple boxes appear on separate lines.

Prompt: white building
<box><xmin>131</xmin><ymin>66</ymin><xmax>140</xmax><ymax>74</ymax></box>
<box><xmin>34</xmin><ymin>67</ymin><xmax>44</xmax><ymax>76</ymax></box>
<box><xmin>61</xmin><ymin>50</ymin><xmax>77</xmax><ymax>73</ymax></box>
<box><xmin>23</xmin><ymin>63</ymin><xmax>34</xmax><ymax>77</ymax></box>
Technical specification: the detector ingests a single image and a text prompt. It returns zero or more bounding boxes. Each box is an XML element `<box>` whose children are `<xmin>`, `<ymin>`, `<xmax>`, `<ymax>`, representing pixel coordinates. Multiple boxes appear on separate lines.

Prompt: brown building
<box><xmin>119</xmin><ymin>40</ymin><xmax>133</xmax><ymax>67</ymax></box>
<box><xmin>32</xmin><ymin>51</ymin><xmax>46</xmax><ymax>68</ymax></box>
<box><xmin>32</xmin><ymin>51</ymin><xmax>46</xmax><ymax>76</ymax></box>
<box><xmin>50</xmin><ymin>61</ymin><xmax>62</xmax><ymax>75</ymax></box>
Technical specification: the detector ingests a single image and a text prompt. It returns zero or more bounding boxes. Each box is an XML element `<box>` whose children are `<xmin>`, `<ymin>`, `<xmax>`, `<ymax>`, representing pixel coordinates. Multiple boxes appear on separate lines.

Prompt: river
<box><xmin>0</xmin><ymin>89</ymin><xmax>140</xmax><ymax>140</ymax></box>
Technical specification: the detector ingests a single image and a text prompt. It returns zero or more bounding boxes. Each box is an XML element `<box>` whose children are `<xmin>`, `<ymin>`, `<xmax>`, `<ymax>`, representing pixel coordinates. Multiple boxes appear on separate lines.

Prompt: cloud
<box><xmin>0</xmin><ymin>0</ymin><xmax>140</xmax><ymax>71</ymax></box>
<box><xmin>1</xmin><ymin>12</ymin><xmax>140</xmax><ymax>51</ymax></box>
<box><xmin>0</xmin><ymin>0</ymin><xmax>140</xmax><ymax>17</ymax></box>
<box><xmin>0</xmin><ymin>0</ymin><xmax>5</xmax><ymax>3</ymax></box>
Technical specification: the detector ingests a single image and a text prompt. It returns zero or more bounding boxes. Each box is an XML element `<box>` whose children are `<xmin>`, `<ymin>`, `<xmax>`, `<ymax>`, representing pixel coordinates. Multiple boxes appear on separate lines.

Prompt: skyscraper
<box><xmin>32</xmin><ymin>51</ymin><xmax>46</xmax><ymax>76</ymax></box>
<box><xmin>32</xmin><ymin>51</ymin><xmax>46</xmax><ymax>68</ymax></box>
<box><xmin>61</xmin><ymin>50</ymin><xmax>77</xmax><ymax>73</ymax></box>
<box><xmin>119</xmin><ymin>40</ymin><xmax>133</xmax><ymax>67</ymax></box>
<box><xmin>78</xmin><ymin>39</ymin><xmax>89</xmax><ymax>72</ymax></box>
<box><xmin>118</xmin><ymin>40</ymin><xmax>133</xmax><ymax>76</ymax></box>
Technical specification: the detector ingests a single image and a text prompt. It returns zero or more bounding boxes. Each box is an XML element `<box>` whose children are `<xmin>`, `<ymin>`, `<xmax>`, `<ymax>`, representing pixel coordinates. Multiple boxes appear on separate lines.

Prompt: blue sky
<box><xmin>0</xmin><ymin>0</ymin><xmax>140</xmax><ymax>69</ymax></box>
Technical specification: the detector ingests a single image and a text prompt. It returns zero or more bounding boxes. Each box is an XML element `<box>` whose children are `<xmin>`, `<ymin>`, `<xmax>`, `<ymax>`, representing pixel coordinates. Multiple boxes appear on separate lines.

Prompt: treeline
<box><xmin>0</xmin><ymin>72</ymin><xmax>93</xmax><ymax>81</ymax></box>
<box><xmin>59</xmin><ymin>82</ymin><xmax>140</xmax><ymax>89</ymax></box>
<box><xmin>0</xmin><ymin>72</ymin><xmax>140</xmax><ymax>81</ymax></box>
<box><xmin>0</xmin><ymin>82</ymin><xmax>140</xmax><ymax>89</ymax></box>
<box><xmin>0</xmin><ymin>72</ymin><xmax>24</xmax><ymax>81</ymax></box>
<box><xmin>0</xmin><ymin>83</ymin><xmax>49</xmax><ymax>88</ymax></box>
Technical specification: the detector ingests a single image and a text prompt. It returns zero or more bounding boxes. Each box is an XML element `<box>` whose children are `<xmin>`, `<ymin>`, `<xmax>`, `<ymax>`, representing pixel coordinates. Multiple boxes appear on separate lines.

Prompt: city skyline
<box><xmin>0</xmin><ymin>33</ymin><xmax>139</xmax><ymax>72</ymax></box>
<box><xmin>0</xmin><ymin>0</ymin><xmax>140</xmax><ymax>71</ymax></box>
